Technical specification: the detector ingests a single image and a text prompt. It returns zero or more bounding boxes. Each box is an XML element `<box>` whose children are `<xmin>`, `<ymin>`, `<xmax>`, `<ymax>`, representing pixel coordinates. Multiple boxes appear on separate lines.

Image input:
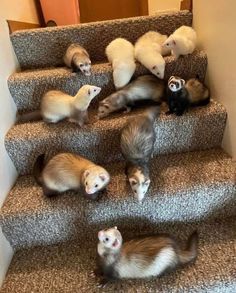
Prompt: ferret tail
<box><xmin>191</xmin><ymin>95</ymin><xmax>210</xmax><ymax>107</ymax></box>
<box><xmin>146</xmin><ymin>106</ymin><xmax>161</xmax><ymax>121</ymax></box>
<box><xmin>178</xmin><ymin>231</ymin><xmax>198</xmax><ymax>265</ymax></box>
<box><xmin>17</xmin><ymin>110</ymin><xmax>42</xmax><ymax>123</ymax></box>
<box><xmin>33</xmin><ymin>154</ymin><xmax>45</xmax><ymax>186</ymax></box>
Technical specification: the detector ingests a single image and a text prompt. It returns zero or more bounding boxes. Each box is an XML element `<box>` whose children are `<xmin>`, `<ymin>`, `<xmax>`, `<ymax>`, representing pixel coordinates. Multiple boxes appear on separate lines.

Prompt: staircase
<box><xmin>0</xmin><ymin>10</ymin><xmax>235</xmax><ymax>292</ymax></box>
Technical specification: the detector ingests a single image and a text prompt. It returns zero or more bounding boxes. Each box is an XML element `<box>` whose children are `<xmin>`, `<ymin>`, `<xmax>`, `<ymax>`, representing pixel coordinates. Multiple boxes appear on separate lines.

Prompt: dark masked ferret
<box><xmin>64</xmin><ymin>43</ymin><xmax>91</xmax><ymax>75</ymax></box>
<box><xmin>19</xmin><ymin>85</ymin><xmax>101</xmax><ymax>125</ymax></box>
<box><xmin>96</xmin><ymin>226</ymin><xmax>198</xmax><ymax>286</ymax></box>
<box><xmin>120</xmin><ymin>107</ymin><xmax>159</xmax><ymax>202</ymax></box>
<box><xmin>33</xmin><ymin>153</ymin><xmax>110</xmax><ymax>199</ymax></box>
<box><xmin>98</xmin><ymin>75</ymin><xmax>165</xmax><ymax>119</ymax></box>
<box><xmin>166</xmin><ymin>76</ymin><xmax>210</xmax><ymax>116</ymax></box>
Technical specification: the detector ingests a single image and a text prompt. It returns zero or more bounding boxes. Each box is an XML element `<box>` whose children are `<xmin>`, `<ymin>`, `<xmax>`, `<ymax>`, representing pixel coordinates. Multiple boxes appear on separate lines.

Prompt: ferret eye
<box><xmin>105</xmin><ymin>237</ymin><xmax>109</xmax><ymax>242</ymax></box>
<box><xmin>94</xmin><ymin>89</ymin><xmax>96</xmax><ymax>92</ymax></box>
<box><xmin>95</xmin><ymin>184</ymin><xmax>98</xmax><ymax>188</ymax></box>
<box><xmin>85</xmin><ymin>182</ymin><xmax>88</xmax><ymax>186</ymax></box>
<box><xmin>152</xmin><ymin>66</ymin><xmax>156</xmax><ymax>70</ymax></box>
<box><xmin>79</xmin><ymin>64</ymin><xmax>84</xmax><ymax>67</ymax></box>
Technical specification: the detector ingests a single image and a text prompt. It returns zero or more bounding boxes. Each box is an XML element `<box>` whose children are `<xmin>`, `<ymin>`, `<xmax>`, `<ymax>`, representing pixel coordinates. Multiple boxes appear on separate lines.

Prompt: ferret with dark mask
<box><xmin>64</xmin><ymin>43</ymin><xmax>91</xmax><ymax>75</ymax></box>
<box><xmin>166</xmin><ymin>75</ymin><xmax>210</xmax><ymax>116</ymax></box>
<box><xmin>98</xmin><ymin>75</ymin><xmax>165</xmax><ymax>119</ymax></box>
<box><xmin>120</xmin><ymin>107</ymin><xmax>159</xmax><ymax>202</ymax></box>
<box><xmin>33</xmin><ymin>153</ymin><xmax>110</xmax><ymax>199</ymax></box>
<box><xmin>95</xmin><ymin>226</ymin><xmax>198</xmax><ymax>287</ymax></box>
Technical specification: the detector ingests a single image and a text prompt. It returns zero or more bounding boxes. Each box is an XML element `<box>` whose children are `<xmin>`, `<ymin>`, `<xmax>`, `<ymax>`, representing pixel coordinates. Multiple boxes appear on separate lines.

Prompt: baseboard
<box><xmin>0</xmin><ymin>229</ymin><xmax>13</xmax><ymax>287</ymax></box>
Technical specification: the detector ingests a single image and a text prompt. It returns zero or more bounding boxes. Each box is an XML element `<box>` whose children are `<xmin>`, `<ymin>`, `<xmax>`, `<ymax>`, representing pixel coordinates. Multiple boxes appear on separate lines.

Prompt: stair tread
<box><xmin>1</xmin><ymin>218</ymin><xmax>235</xmax><ymax>292</ymax></box>
<box><xmin>10</xmin><ymin>10</ymin><xmax>192</xmax><ymax>69</ymax></box>
<box><xmin>1</xmin><ymin>148</ymin><xmax>235</xmax><ymax>249</ymax></box>
<box><xmin>5</xmin><ymin>101</ymin><xmax>226</xmax><ymax>175</ymax></box>
<box><xmin>8</xmin><ymin>50</ymin><xmax>207</xmax><ymax>113</ymax></box>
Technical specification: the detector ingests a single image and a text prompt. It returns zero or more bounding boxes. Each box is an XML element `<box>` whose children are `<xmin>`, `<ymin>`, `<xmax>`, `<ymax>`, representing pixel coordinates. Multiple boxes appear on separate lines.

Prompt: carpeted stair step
<box><xmin>0</xmin><ymin>148</ymin><xmax>235</xmax><ymax>250</ymax></box>
<box><xmin>9</xmin><ymin>51</ymin><xmax>207</xmax><ymax>113</ymax></box>
<box><xmin>11</xmin><ymin>11</ymin><xmax>192</xmax><ymax>70</ymax></box>
<box><xmin>1</xmin><ymin>217</ymin><xmax>235</xmax><ymax>292</ymax></box>
<box><xmin>5</xmin><ymin>101</ymin><xmax>226</xmax><ymax>175</ymax></box>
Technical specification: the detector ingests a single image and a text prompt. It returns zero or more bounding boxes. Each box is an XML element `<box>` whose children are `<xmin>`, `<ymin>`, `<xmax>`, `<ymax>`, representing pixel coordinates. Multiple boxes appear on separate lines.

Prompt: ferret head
<box><xmin>73</xmin><ymin>55</ymin><xmax>91</xmax><ymax>76</ymax></box>
<box><xmin>162</xmin><ymin>36</ymin><xmax>176</xmax><ymax>49</ymax></box>
<box><xmin>83</xmin><ymin>166</ymin><xmax>110</xmax><ymax>195</ymax></box>
<box><xmin>168</xmin><ymin>76</ymin><xmax>185</xmax><ymax>92</ymax></box>
<box><xmin>129</xmin><ymin>169</ymin><xmax>150</xmax><ymax>202</ymax></box>
<box><xmin>150</xmin><ymin>59</ymin><xmax>165</xmax><ymax>79</ymax></box>
<box><xmin>98</xmin><ymin>226</ymin><xmax>122</xmax><ymax>251</ymax></box>
<box><xmin>76</xmin><ymin>85</ymin><xmax>101</xmax><ymax>101</ymax></box>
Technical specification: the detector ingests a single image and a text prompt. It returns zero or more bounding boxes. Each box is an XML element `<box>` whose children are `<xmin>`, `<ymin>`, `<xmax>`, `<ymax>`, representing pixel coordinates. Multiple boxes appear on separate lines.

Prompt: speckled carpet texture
<box><xmin>1</xmin><ymin>10</ymin><xmax>236</xmax><ymax>293</ymax></box>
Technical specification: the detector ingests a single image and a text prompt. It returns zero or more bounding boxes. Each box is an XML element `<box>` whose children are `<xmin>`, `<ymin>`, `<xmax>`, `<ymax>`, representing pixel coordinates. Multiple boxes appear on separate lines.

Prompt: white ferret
<box><xmin>19</xmin><ymin>85</ymin><xmax>101</xmax><ymax>126</ymax></box>
<box><xmin>64</xmin><ymin>43</ymin><xmax>91</xmax><ymax>75</ymax></box>
<box><xmin>95</xmin><ymin>226</ymin><xmax>198</xmax><ymax>287</ymax></box>
<box><xmin>162</xmin><ymin>26</ymin><xmax>197</xmax><ymax>59</ymax></box>
<box><xmin>33</xmin><ymin>153</ymin><xmax>110</xmax><ymax>199</ymax></box>
<box><xmin>134</xmin><ymin>31</ymin><xmax>170</xmax><ymax>79</ymax></box>
<box><xmin>106</xmin><ymin>38</ymin><xmax>136</xmax><ymax>89</ymax></box>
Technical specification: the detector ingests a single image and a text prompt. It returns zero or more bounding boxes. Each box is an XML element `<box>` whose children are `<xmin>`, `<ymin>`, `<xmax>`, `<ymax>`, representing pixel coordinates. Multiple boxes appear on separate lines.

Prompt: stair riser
<box><xmin>11</xmin><ymin>12</ymin><xmax>192</xmax><ymax>69</ymax></box>
<box><xmin>5</xmin><ymin>106</ymin><xmax>226</xmax><ymax>175</ymax></box>
<box><xmin>9</xmin><ymin>52</ymin><xmax>207</xmax><ymax>113</ymax></box>
<box><xmin>1</xmin><ymin>182</ymin><xmax>235</xmax><ymax>250</ymax></box>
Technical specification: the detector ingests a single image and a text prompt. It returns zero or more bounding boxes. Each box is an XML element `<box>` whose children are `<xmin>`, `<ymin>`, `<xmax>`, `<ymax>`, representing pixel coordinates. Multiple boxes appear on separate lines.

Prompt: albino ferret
<box><xmin>106</xmin><ymin>38</ymin><xmax>136</xmax><ymax>89</ymax></box>
<box><xmin>33</xmin><ymin>153</ymin><xmax>110</xmax><ymax>199</ymax></box>
<box><xmin>64</xmin><ymin>43</ymin><xmax>91</xmax><ymax>75</ymax></box>
<box><xmin>120</xmin><ymin>107</ymin><xmax>159</xmax><ymax>202</ymax></box>
<box><xmin>95</xmin><ymin>226</ymin><xmax>198</xmax><ymax>287</ymax></box>
<box><xmin>19</xmin><ymin>85</ymin><xmax>101</xmax><ymax>126</ymax></box>
<box><xmin>162</xmin><ymin>26</ymin><xmax>197</xmax><ymax>59</ymax></box>
<box><xmin>135</xmin><ymin>31</ymin><xmax>170</xmax><ymax>79</ymax></box>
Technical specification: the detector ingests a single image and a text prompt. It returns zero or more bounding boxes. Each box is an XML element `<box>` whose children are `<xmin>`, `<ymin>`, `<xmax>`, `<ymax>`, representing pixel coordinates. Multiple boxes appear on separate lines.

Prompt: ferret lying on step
<box><xmin>106</xmin><ymin>38</ymin><xmax>136</xmax><ymax>89</ymax></box>
<box><xmin>95</xmin><ymin>226</ymin><xmax>198</xmax><ymax>287</ymax></box>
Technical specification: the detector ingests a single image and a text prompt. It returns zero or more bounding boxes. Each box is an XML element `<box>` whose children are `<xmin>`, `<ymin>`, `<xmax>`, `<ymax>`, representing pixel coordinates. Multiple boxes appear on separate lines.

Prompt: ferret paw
<box><xmin>165</xmin><ymin>110</ymin><xmax>173</xmax><ymax>115</ymax></box>
<box><xmin>123</xmin><ymin>107</ymin><xmax>131</xmax><ymax>113</ymax></box>
<box><xmin>97</xmin><ymin>278</ymin><xmax>108</xmax><ymax>288</ymax></box>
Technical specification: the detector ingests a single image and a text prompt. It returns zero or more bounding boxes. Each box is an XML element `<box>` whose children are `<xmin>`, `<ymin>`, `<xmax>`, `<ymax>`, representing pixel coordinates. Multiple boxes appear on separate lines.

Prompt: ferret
<box><xmin>33</xmin><ymin>153</ymin><xmax>110</xmax><ymax>199</ymax></box>
<box><xmin>63</xmin><ymin>43</ymin><xmax>91</xmax><ymax>75</ymax></box>
<box><xmin>166</xmin><ymin>75</ymin><xmax>210</xmax><ymax>116</ymax></box>
<box><xmin>97</xmin><ymin>75</ymin><xmax>165</xmax><ymax>119</ymax></box>
<box><xmin>120</xmin><ymin>107</ymin><xmax>159</xmax><ymax>202</ymax></box>
<box><xmin>95</xmin><ymin>226</ymin><xmax>198</xmax><ymax>287</ymax></box>
<box><xmin>106</xmin><ymin>38</ymin><xmax>136</xmax><ymax>89</ymax></box>
<box><xmin>19</xmin><ymin>85</ymin><xmax>101</xmax><ymax>125</ymax></box>
<box><xmin>134</xmin><ymin>31</ymin><xmax>169</xmax><ymax>79</ymax></box>
<box><xmin>162</xmin><ymin>26</ymin><xmax>197</xmax><ymax>59</ymax></box>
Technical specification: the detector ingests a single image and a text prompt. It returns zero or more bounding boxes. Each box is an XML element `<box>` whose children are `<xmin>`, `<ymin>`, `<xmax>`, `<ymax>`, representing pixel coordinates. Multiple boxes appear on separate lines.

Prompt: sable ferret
<box><xmin>64</xmin><ymin>43</ymin><xmax>91</xmax><ymax>75</ymax></box>
<box><xmin>33</xmin><ymin>153</ymin><xmax>110</xmax><ymax>198</ymax></box>
<box><xmin>162</xmin><ymin>26</ymin><xmax>197</xmax><ymax>59</ymax></box>
<box><xmin>106</xmin><ymin>38</ymin><xmax>136</xmax><ymax>89</ymax></box>
<box><xmin>166</xmin><ymin>75</ymin><xmax>210</xmax><ymax>116</ymax></box>
<box><xmin>120</xmin><ymin>107</ymin><xmax>159</xmax><ymax>202</ymax></box>
<box><xmin>95</xmin><ymin>226</ymin><xmax>198</xmax><ymax>287</ymax></box>
<box><xmin>135</xmin><ymin>31</ymin><xmax>170</xmax><ymax>79</ymax></box>
<box><xmin>97</xmin><ymin>75</ymin><xmax>165</xmax><ymax>119</ymax></box>
<box><xmin>19</xmin><ymin>85</ymin><xmax>101</xmax><ymax>125</ymax></box>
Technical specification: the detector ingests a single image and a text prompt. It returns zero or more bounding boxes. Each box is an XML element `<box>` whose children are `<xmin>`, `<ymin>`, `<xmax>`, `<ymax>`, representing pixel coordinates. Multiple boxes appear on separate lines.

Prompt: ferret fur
<box><xmin>63</xmin><ymin>43</ymin><xmax>91</xmax><ymax>75</ymax></box>
<box><xmin>135</xmin><ymin>31</ymin><xmax>169</xmax><ymax>79</ymax></box>
<box><xmin>33</xmin><ymin>153</ymin><xmax>110</xmax><ymax>198</ymax></box>
<box><xmin>96</xmin><ymin>226</ymin><xmax>198</xmax><ymax>286</ymax></box>
<box><xmin>120</xmin><ymin>107</ymin><xmax>159</xmax><ymax>202</ymax></box>
<box><xmin>106</xmin><ymin>38</ymin><xmax>136</xmax><ymax>89</ymax></box>
<box><xmin>98</xmin><ymin>75</ymin><xmax>165</xmax><ymax>119</ymax></box>
<box><xmin>163</xmin><ymin>26</ymin><xmax>197</xmax><ymax>59</ymax></box>
<box><xmin>19</xmin><ymin>85</ymin><xmax>101</xmax><ymax>125</ymax></box>
<box><xmin>166</xmin><ymin>75</ymin><xmax>210</xmax><ymax>116</ymax></box>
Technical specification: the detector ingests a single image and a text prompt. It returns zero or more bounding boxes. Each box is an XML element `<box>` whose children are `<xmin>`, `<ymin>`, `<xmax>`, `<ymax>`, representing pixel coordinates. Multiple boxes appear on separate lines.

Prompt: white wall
<box><xmin>148</xmin><ymin>0</ymin><xmax>180</xmax><ymax>14</ymax></box>
<box><xmin>0</xmin><ymin>0</ymin><xmax>40</xmax><ymax>286</ymax></box>
<box><xmin>193</xmin><ymin>0</ymin><xmax>236</xmax><ymax>159</ymax></box>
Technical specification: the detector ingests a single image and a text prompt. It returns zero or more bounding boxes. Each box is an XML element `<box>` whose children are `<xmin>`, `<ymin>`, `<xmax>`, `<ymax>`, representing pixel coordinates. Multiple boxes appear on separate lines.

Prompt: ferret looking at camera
<box><xmin>162</xmin><ymin>26</ymin><xmax>197</xmax><ymax>59</ymax></box>
<box><xmin>64</xmin><ymin>43</ymin><xmax>91</xmax><ymax>75</ymax></box>
<box><xmin>120</xmin><ymin>107</ymin><xmax>159</xmax><ymax>202</ymax></box>
<box><xmin>98</xmin><ymin>75</ymin><xmax>165</xmax><ymax>119</ymax></box>
<box><xmin>95</xmin><ymin>226</ymin><xmax>198</xmax><ymax>287</ymax></box>
<box><xmin>18</xmin><ymin>85</ymin><xmax>101</xmax><ymax>126</ymax></box>
<box><xmin>135</xmin><ymin>31</ymin><xmax>170</xmax><ymax>79</ymax></box>
<box><xmin>106</xmin><ymin>38</ymin><xmax>136</xmax><ymax>89</ymax></box>
<box><xmin>33</xmin><ymin>153</ymin><xmax>110</xmax><ymax>199</ymax></box>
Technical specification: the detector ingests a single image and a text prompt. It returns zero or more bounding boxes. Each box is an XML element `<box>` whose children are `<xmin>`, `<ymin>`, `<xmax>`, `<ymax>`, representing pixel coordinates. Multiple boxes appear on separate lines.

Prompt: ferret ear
<box><xmin>99</xmin><ymin>173</ymin><xmax>108</xmax><ymax>181</ymax></box>
<box><xmin>129</xmin><ymin>178</ymin><xmax>137</xmax><ymax>186</ymax></box>
<box><xmin>181</xmin><ymin>79</ymin><xmax>186</xmax><ymax>86</ymax></box>
<box><xmin>84</xmin><ymin>170</ymin><xmax>90</xmax><ymax>178</ymax></box>
<box><xmin>114</xmin><ymin>226</ymin><xmax>117</xmax><ymax>230</ymax></box>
